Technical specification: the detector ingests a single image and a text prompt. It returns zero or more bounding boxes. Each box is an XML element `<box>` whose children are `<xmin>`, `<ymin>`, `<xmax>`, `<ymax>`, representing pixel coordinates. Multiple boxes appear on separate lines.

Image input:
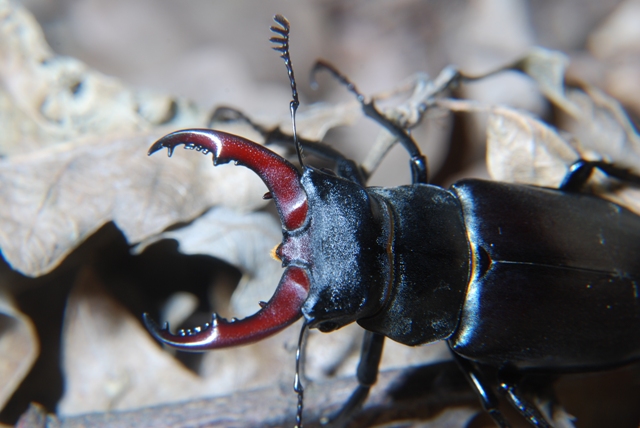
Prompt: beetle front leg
<box><xmin>322</xmin><ymin>331</ymin><xmax>385</xmax><ymax>427</ymax></box>
<box><xmin>311</xmin><ymin>60</ymin><xmax>428</xmax><ymax>185</ymax></box>
<box><xmin>448</xmin><ymin>347</ymin><xmax>511</xmax><ymax>428</ymax></box>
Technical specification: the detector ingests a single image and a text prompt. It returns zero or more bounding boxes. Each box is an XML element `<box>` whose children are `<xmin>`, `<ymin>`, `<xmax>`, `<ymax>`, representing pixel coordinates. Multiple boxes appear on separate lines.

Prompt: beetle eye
<box><xmin>318</xmin><ymin>322</ymin><xmax>339</xmax><ymax>332</ymax></box>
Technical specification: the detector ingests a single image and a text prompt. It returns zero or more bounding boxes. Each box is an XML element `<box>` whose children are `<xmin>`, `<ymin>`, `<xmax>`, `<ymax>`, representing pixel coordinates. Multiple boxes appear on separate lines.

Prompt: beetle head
<box><xmin>144</xmin><ymin>129</ymin><xmax>310</xmax><ymax>350</ymax></box>
<box><xmin>290</xmin><ymin>168</ymin><xmax>391</xmax><ymax>332</ymax></box>
<box><xmin>144</xmin><ymin>129</ymin><xmax>390</xmax><ymax>350</ymax></box>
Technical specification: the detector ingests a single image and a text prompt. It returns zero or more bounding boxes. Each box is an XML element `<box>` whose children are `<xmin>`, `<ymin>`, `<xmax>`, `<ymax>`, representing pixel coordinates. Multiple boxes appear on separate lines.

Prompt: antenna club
<box><xmin>270</xmin><ymin>14</ymin><xmax>304</xmax><ymax>167</ymax></box>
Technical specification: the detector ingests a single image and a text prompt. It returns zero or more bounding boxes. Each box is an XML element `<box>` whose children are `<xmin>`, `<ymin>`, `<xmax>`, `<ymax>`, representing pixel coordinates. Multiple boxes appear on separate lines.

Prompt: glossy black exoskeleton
<box><xmin>144</xmin><ymin>15</ymin><xmax>640</xmax><ymax>428</ymax></box>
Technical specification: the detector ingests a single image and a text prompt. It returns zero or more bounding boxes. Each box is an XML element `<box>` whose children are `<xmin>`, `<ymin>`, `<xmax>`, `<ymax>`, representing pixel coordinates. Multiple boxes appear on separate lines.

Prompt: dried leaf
<box><xmin>59</xmin><ymin>267</ymin><xmax>304</xmax><ymax>415</ymax></box>
<box><xmin>442</xmin><ymin>49</ymin><xmax>640</xmax><ymax>216</ymax></box>
<box><xmin>135</xmin><ymin>206</ymin><xmax>282</xmax><ymax>316</ymax></box>
<box><xmin>0</xmin><ymin>0</ymin><xmax>269</xmax><ymax>277</ymax></box>
<box><xmin>559</xmin><ymin>86</ymin><xmax>640</xmax><ymax>215</ymax></box>
<box><xmin>0</xmin><ymin>2</ymin><xmax>205</xmax><ymax>156</ymax></box>
<box><xmin>293</xmin><ymin>101</ymin><xmax>362</xmax><ymax>142</ymax></box>
<box><xmin>58</xmin><ymin>268</ymin><xmax>210</xmax><ymax>415</ymax></box>
<box><xmin>0</xmin><ymin>133</ymin><xmax>268</xmax><ymax>277</ymax></box>
<box><xmin>487</xmin><ymin>107</ymin><xmax>579</xmax><ymax>187</ymax></box>
<box><xmin>588</xmin><ymin>0</ymin><xmax>640</xmax><ymax>60</ymax></box>
<box><xmin>514</xmin><ymin>47</ymin><xmax>640</xmax><ymax>171</ymax></box>
<box><xmin>516</xmin><ymin>47</ymin><xmax>582</xmax><ymax>118</ymax></box>
<box><xmin>0</xmin><ymin>287</ymin><xmax>38</xmax><ymax>412</ymax></box>
<box><xmin>26</xmin><ymin>362</ymin><xmax>480</xmax><ymax>428</ymax></box>
<box><xmin>562</xmin><ymin>86</ymin><xmax>640</xmax><ymax>169</ymax></box>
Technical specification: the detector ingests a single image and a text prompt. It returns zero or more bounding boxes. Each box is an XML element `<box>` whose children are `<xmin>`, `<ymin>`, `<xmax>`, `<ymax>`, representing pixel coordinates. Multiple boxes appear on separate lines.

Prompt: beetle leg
<box><xmin>208</xmin><ymin>106</ymin><xmax>269</xmax><ymax>135</ymax></box>
<box><xmin>448</xmin><ymin>349</ymin><xmax>511</xmax><ymax>428</ymax></box>
<box><xmin>322</xmin><ymin>331</ymin><xmax>385</xmax><ymax>427</ymax></box>
<box><xmin>497</xmin><ymin>374</ymin><xmax>553</xmax><ymax>428</ymax></box>
<box><xmin>311</xmin><ymin>60</ymin><xmax>428</xmax><ymax>185</ymax></box>
<box><xmin>560</xmin><ymin>159</ymin><xmax>640</xmax><ymax>192</ymax></box>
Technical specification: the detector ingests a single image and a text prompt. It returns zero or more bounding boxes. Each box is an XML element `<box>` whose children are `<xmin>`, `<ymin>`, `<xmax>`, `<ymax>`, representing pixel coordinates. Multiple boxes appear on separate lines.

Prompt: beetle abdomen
<box><xmin>450</xmin><ymin>179</ymin><xmax>640</xmax><ymax>370</ymax></box>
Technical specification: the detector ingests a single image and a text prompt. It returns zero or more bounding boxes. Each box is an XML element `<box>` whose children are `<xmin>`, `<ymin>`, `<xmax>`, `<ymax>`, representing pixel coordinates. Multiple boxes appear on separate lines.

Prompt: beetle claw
<box><xmin>143</xmin><ymin>267</ymin><xmax>310</xmax><ymax>351</ymax></box>
<box><xmin>149</xmin><ymin>129</ymin><xmax>309</xmax><ymax>231</ymax></box>
<box><xmin>146</xmin><ymin>131</ymin><xmax>311</xmax><ymax>349</ymax></box>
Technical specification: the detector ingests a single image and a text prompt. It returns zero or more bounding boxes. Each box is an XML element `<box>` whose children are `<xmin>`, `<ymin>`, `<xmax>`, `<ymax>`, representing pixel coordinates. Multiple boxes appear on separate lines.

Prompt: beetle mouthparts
<box><xmin>148</xmin><ymin>129</ymin><xmax>309</xmax><ymax>231</ymax></box>
<box><xmin>144</xmin><ymin>267</ymin><xmax>310</xmax><ymax>350</ymax></box>
<box><xmin>146</xmin><ymin>130</ymin><xmax>312</xmax><ymax>349</ymax></box>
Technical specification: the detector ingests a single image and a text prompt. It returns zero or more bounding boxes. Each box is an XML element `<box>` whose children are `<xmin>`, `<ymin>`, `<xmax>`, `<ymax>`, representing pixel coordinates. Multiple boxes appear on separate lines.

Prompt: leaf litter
<box><xmin>2</xmin><ymin>1</ymin><xmax>640</xmax><ymax>427</ymax></box>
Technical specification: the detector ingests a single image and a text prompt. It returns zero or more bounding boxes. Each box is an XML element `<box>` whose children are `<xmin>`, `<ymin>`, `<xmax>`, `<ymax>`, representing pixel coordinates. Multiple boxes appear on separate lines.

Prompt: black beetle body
<box><xmin>298</xmin><ymin>168</ymin><xmax>471</xmax><ymax>343</ymax></box>
<box><xmin>298</xmin><ymin>169</ymin><xmax>640</xmax><ymax>369</ymax></box>
<box><xmin>144</xmin><ymin>14</ymin><xmax>640</xmax><ymax>428</ymax></box>
<box><xmin>295</xmin><ymin>168</ymin><xmax>640</xmax><ymax>426</ymax></box>
<box><xmin>449</xmin><ymin>180</ymin><xmax>640</xmax><ymax>370</ymax></box>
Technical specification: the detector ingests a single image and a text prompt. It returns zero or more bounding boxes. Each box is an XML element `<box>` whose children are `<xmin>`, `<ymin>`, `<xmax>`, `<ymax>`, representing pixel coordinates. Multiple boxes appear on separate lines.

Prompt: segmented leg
<box><xmin>497</xmin><ymin>370</ymin><xmax>553</xmax><ymax>428</ymax></box>
<box><xmin>448</xmin><ymin>345</ymin><xmax>511</xmax><ymax>428</ymax></box>
<box><xmin>560</xmin><ymin>159</ymin><xmax>640</xmax><ymax>192</ymax></box>
<box><xmin>311</xmin><ymin>60</ymin><xmax>428</xmax><ymax>185</ymax></box>
<box><xmin>323</xmin><ymin>332</ymin><xmax>385</xmax><ymax>427</ymax></box>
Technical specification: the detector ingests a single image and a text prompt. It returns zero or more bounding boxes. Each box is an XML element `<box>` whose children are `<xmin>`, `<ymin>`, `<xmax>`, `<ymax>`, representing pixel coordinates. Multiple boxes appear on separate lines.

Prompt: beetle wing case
<box><xmin>449</xmin><ymin>179</ymin><xmax>640</xmax><ymax>370</ymax></box>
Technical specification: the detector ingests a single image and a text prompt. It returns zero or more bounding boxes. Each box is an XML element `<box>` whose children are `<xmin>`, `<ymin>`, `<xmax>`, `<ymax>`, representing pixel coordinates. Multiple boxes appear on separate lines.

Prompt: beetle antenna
<box><xmin>294</xmin><ymin>320</ymin><xmax>309</xmax><ymax>428</ymax></box>
<box><xmin>271</xmin><ymin>14</ymin><xmax>304</xmax><ymax>167</ymax></box>
<box><xmin>310</xmin><ymin>60</ymin><xmax>366</xmax><ymax>102</ymax></box>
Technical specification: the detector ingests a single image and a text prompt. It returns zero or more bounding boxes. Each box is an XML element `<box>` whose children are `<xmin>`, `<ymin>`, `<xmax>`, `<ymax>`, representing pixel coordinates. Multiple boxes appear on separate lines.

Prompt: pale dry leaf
<box><xmin>58</xmin><ymin>268</ymin><xmax>211</xmax><ymax>416</ymax></box>
<box><xmin>582</xmin><ymin>1</ymin><xmax>640</xmax><ymax>116</ymax></box>
<box><xmin>59</xmin><ymin>264</ymin><xmax>302</xmax><ymax>416</ymax></box>
<box><xmin>516</xmin><ymin>47</ymin><xmax>582</xmax><ymax>118</ymax></box>
<box><xmin>514</xmin><ymin>47</ymin><xmax>640</xmax><ymax>170</ymax></box>
<box><xmin>25</xmin><ymin>361</ymin><xmax>480</xmax><ymax>427</ymax></box>
<box><xmin>588</xmin><ymin>0</ymin><xmax>640</xmax><ymax>60</ymax></box>
<box><xmin>160</xmin><ymin>291</ymin><xmax>199</xmax><ymax>334</ymax></box>
<box><xmin>436</xmin><ymin>97</ymin><xmax>579</xmax><ymax>188</ymax></box>
<box><xmin>0</xmin><ymin>0</ymin><xmax>205</xmax><ymax>156</ymax></box>
<box><xmin>0</xmin><ymin>132</ymin><xmax>268</xmax><ymax>277</ymax></box>
<box><xmin>0</xmin><ymin>0</ymin><xmax>265</xmax><ymax>278</ymax></box>
<box><xmin>487</xmin><ymin>107</ymin><xmax>579</xmax><ymax>187</ymax></box>
<box><xmin>134</xmin><ymin>207</ymin><xmax>306</xmax><ymax>397</ymax></box>
<box><xmin>0</xmin><ymin>287</ymin><xmax>38</xmax><ymax>412</ymax></box>
<box><xmin>197</xmin><ymin>325</ymin><xmax>300</xmax><ymax>398</ymax></box>
<box><xmin>562</xmin><ymin>86</ymin><xmax>640</xmax><ymax>169</ymax></box>
<box><xmin>135</xmin><ymin>206</ymin><xmax>282</xmax><ymax>317</ymax></box>
<box><xmin>441</xmin><ymin>59</ymin><xmax>640</xmax><ymax>215</ymax></box>
<box><xmin>559</xmin><ymin>86</ymin><xmax>640</xmax><ymax>215</ymax></box>
<box><xmin>462</xmin><ymin>46</ymin><xmax>640</xmax><ymax>216</ymax></box>
<box><xmin>293</xmin><ymin>101</ymin><xmax>362</xmax><ymax>142</ymax></box>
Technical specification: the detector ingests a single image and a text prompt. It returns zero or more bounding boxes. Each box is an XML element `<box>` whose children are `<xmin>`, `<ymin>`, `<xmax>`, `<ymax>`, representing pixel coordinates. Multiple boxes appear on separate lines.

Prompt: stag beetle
<box><xmin>143</xmin><ymin>15</ymin><xmax>640</xmax><ymax>428</ymax></box>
